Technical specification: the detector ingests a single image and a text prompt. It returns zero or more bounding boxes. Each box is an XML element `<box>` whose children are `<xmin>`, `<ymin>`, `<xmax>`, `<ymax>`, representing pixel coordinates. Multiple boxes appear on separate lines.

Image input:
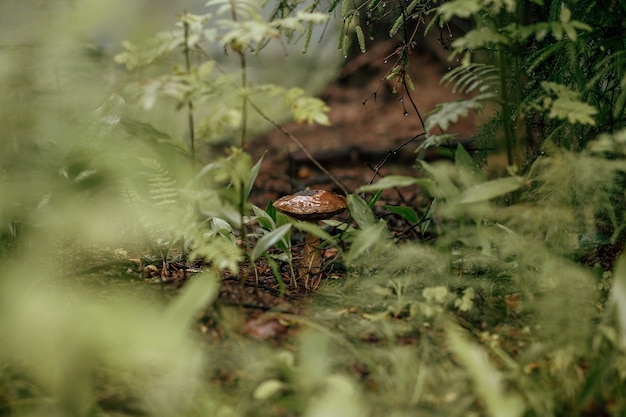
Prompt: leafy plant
<box><xmin>112</xmin><ymin>2</ymin><xmax>339</xmax><ymax>274</ymax></box>
<box><xmin>4</xmin><ymin>1</ymin><xmax>626</xmax><ymax>417</ymax></box>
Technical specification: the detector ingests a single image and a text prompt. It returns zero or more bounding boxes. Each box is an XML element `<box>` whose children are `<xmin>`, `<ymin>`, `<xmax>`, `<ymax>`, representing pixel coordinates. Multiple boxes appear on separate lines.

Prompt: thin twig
<box><xmin>247</xmin><ymin>99</ymin><xmax>350</xmax><ymax>196</ymax></box>
<box><xmin>367</xmin><ymin>132</ymin><xmax>426</xmax><ymax>186</ymax></box>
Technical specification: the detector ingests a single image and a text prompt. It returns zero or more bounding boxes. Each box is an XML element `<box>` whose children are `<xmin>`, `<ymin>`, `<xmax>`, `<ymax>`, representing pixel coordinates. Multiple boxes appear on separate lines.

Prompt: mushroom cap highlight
<box><xmin>273</xmin><ymin>190</ymin><xmax>347</xmax><ymax>221</ymax></box>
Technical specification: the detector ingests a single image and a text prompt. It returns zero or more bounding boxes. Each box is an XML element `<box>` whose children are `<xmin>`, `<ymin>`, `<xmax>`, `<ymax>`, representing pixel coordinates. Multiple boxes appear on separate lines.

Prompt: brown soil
<box><xmin>248</xmin><ymin>38</ymin><xmax>475</xmax><ymax>206</ymax></box>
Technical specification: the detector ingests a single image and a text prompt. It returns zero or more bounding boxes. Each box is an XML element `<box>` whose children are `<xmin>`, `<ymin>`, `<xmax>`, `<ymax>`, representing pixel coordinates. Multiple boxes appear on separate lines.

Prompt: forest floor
<box><xmin>190</xmin><ymin>38</ymin><xmax>480</xmax><ymax>341</ymax></box>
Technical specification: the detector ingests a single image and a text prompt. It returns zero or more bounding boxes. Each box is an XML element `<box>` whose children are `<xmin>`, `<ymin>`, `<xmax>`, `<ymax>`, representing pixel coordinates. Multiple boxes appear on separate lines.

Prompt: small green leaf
<box><xmin>251</xmin><ymin>224</ymin><xmax>292</xmax><ymax>262</ymax></box>
<box><xmin>252</xmin><ymin>205</ymin><xmax>275</xmax><ymax>231</ymax></box>
<box><xmin>341</xmin><ymin>0</ymin><xmax>350</xmax><ymax>17</ymax></box>
<box><xmin>275</xmin><ymin>211</ymin><xmax>291</xmax><ymax>228</ymax></box>
<box><xmin>253</xmin><ymin>379</ymin><xmax>287</xmax><ymax>400</ymax></box>
<box><xmin>563</xmin><ymin>22</ymin><xmax>578</xmax><ymax>41</ymax></box>
<box><xmin>302</xmin><ymin>21</ymin><xmax>313</xmax><ymax>54</ymax></box>
<box><xmin>418</xmin><ymin>161</ymin><xmax>461</xmax><ymax>200</ymax></box>
<box><xmin>389</xmin><ymin>14</ymin><xmax>404</xmax><ymax>37</ymax></box>
<box><xmin>291</xmin><ymin>97</ymin><xmax>331</xmax><ymax>125</ymax></box>
<box><xmin>455</xmin><ymin>143</ymin><xmax>485</xmax><ymax>185</ymax></box>
<box><xmin>357</xmin><ymin>175</ymin><xmax>420</xmax><ymax>192</ymax></box>
<box><xmin>292</xmin><ymin>221</ymin><xmax>334</xmax><ymax>243</ymax></box>
<box><xmin>420</xmin><ymin>198</ymin><xmax>437</xmax><ymax>235</ymax></box>
<box><xmin>425</xmin><ymin>98</ymin><xmax>484</xmax><ymax>132</ymax></box>
<box><xmin>244</xmin><ymin>153</ymin><xmax>265</xmax><ymax>201</ymax></box>
<box><xmin>547</xmin><ymin>98</ymin><xmax>598</xmax><ymax>125</ymax></box>
<box><xmin>264</xmin><ymin>254</ymin><xmax>287</xmax><ymax>296</ymax></box>
<box><xmin>437</xmin><ymin>0</ymin><xmax>481</xmax><ymax>20</ymax></box>
<box><xmin>559</xmin><ymin>6</ymin><xmax>571</xmax><ymax>23</ymax></box>
<box><xmin>294</xmin><ymin>11</ymin><xmax>330</xmax><ymax>23</ymax></box>
<box><xmin>451</xmin><ymin>27</ymin><xmax>509</xmax><ymax>50</ymax></box>
<box><xmin>355</xmin><ymin>25</ymin><xmax>366</xmax><ymax>53</ymax></box>
<box><xmin>348</xmin><ymin>194</ymin><xmax>376</xmax><ymax>228</ymax></box>
<box><xmin>460</xmin><ymin>177</ymin><xmax>524</xmax><ymax>204</ymax></box>
<box><xmin>341</xmin><ymin>33</ymin><xmax>349</xmax><ymax>58</ymax></box>
<box><xmin>344</xmin><ymin>222</ymin><xmax>390</xmax><ymax>266</ymax></box>
<box><xmin>265</xmin><ymin>200</ymin><xmax>277</xmax><ymax>222</ymax></box>
<box><xmin>368</xmin><ymin>189</ymin><xmax>383</xmax><ymax>208</ymax></box>
<box><xmin>384</xmin><ymin>205</ymin><xmax>419</xmax><ymax>223</ymax></box>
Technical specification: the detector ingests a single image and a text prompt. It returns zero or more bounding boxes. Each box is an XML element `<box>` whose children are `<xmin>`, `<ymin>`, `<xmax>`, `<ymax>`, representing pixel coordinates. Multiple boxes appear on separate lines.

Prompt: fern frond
<box><xmin>441</xmin><ymin>63</ymin><xmax>499</xmax><ymax>96</ymax></box>
<box><xmin>425</xmin><ymin>96</ymin><xmax>487</xmax><ymax>133</ymax></box>
<box><xmin>587</xmin><ymin>50</ymin><xmax>626</xmax><ymax>88</ymax></box>
<box><xmin>539</xmin><ymin>82</ymin><xmax>598</xmax><ymax>125</ymax></box>
<box><xmin>207</xmin><ymin>0</ymin><xmax>262</xmax><ymax>20</ymax></box>
<box><xmin>139</xmin><ymin>158</ymin><xmax>179</xmax><ymax>207</ymax></box>
<box><xmin>114</xmin><ymin>30</ymin><xmax>185</xmax><ymax>70</ymax></box>
<box><xmin>451</xmin><ymin>27</ymin><xmax>510</xmax><ymax>51</ymax></box>
<box><xmin>114</xmin><ymin>13</ymin><xmax>213</xmax><ymax>71</ymax></box>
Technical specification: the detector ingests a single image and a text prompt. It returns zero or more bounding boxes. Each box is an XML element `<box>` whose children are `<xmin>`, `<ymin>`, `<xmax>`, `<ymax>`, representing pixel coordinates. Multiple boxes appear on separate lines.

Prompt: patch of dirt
<box><xmin>248</xmin><ymin>38</ymin><xmax>476</xmax><ymax>206</ymax></box>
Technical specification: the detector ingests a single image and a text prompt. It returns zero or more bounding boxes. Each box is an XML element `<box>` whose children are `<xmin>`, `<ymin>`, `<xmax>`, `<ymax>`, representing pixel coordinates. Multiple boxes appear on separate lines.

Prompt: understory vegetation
<box><xmin>1</xmin><ymin>0</ymin><xmax>626</xmax><ymax>416</ymax></box>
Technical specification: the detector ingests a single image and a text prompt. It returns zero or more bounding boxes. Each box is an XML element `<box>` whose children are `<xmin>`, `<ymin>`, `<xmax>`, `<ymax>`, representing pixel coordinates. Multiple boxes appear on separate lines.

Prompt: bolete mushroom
<box><xmin>273</xmin><ymin>189</ymin><xmax>347</xmax><ymax>289</ymax></box>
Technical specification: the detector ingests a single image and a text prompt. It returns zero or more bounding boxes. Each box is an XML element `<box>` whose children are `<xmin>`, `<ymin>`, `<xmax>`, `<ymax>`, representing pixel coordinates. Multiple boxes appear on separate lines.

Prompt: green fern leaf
<box><xmin>540</xmin><ymin>82</ymin><xmax>598</xmax><ymax>125</ymax></box>
<box><xmin>139</xmin><ymin>157</ymin><xmax>179</xmax><ymax>207</ymax></box>
<box><xmin>114</xmin><ymin>30</ymin><xmax>185</xmax><ymax>70</ymax></box>
<box><xmin>527</xmin><ymin>41</ymin><xmax>567</xmax><ymax>73</ymax></box>
<box><xmin>544</xmin><ymin>97</ymin><xmax>597</xmax><ymax>125</ymax></box>
<box><xmin>425</xmin><ymin>97</ymin><xmax>484</xmax><ymax>132</ymax></box>
<box><xmin>442</xmin><ymin>63</ymin><xmax>499</xmax><ymax>95</ymax></box>
<box><xmin>291</xmin><ymin>96</ymin><xmax>331</xmax><ymax>125</ymax></box>
<box><xmin>452</xmin><ymin>27</ymin><xmax>510</xmax><ymax>50</ymax></box>
<box><xmin>437</xmin><ymin>0</ymin><xmax>481</xmax><ymax>20</ymax></box>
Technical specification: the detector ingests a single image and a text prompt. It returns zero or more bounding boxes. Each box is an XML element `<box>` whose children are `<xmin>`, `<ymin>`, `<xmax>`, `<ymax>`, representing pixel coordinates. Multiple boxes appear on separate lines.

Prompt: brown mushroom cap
<box><xmin>273</xmin><ymin>190</ymin><xmax>348</xmax><ymax>221</ymax></box>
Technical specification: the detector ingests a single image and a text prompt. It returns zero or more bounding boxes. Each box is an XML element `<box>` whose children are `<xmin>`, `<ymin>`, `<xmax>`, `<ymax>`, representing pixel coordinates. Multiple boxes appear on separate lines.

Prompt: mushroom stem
<box><xmin>301</xmin><ymin>232</ymin><xmax>322</xmax><ymax>289</ymax></box>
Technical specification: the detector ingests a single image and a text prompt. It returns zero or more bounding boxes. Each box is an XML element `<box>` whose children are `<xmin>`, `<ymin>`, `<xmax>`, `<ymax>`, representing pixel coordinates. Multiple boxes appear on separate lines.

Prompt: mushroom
<box><xmin>273</xmin><ymin>189</ymin><xmax>347</xmax><ymax>289</ymax></box>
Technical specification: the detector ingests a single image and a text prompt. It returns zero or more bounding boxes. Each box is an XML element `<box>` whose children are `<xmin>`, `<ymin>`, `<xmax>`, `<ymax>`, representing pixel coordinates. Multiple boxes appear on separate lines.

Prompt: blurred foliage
<box><xmin>345</xmin><ymin>0</ymin><xmax>626</xmax><ymax>171</ymax></box>
<box><xmin>2</xmin><ymin>0</ymin><xmax>626</xmax><ymax>417</ymax></box>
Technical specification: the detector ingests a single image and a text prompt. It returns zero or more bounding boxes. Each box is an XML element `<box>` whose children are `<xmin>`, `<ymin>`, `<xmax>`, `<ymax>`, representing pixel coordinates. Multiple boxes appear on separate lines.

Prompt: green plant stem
<box><xmin>230</xmin><ymin>0</ymin><xmax>249</xmax><ymax>150</ymax></box>
<box><xmin>183</xmin><ymin>16</ymin><xmax>197</xmax><ymax>262</ymax></box>
<box><xmin>228</xmin><ymin>0</ymin><xmax>250</xmax><ymax>287</ymax></box>
<box><xmin>239</xmin><ymin>56</ymin><xmax>248</xmax><ymax>150</ymax></box>
<box><xmin>183</xmin><ymin>18</ymin><xmax>196</xmax><ymax>173</ymax></box>
<box><xmin>513</xmin><ymin>1</ymin><xmax>525</xmax><ymax>171</ymax></box>
<box><xmin>237</xmin><ymin>52</ymin><xmax>249</xmax><ymax>266</ymax></box>
<box><xmin>499</xmin><ymin>46</ymin><xmax>515</xmax><ymax>171</ymax></box>
<box><xmin>514</xmin><ymin>52</ymin><xmax>524</xmax><ymax>170</ymax></box>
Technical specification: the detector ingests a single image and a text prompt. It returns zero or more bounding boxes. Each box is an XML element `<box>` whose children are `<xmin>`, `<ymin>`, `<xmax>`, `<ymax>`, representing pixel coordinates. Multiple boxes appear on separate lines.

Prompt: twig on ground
<box><xmin>247</xmin><ymin>99</ymin><xmax>350</xmax><ymax>196</ymax></box>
